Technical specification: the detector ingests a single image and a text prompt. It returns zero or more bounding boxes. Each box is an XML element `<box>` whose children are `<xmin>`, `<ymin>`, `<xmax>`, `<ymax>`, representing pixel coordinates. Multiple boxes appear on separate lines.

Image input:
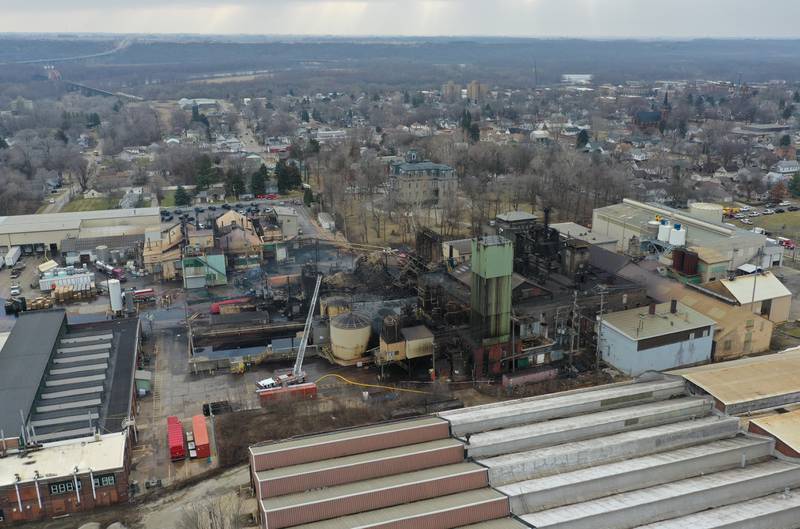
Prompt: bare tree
<box><xmin>177</xmin><ymin>495</ymin><xmax>243</xmax><ymax>529</ymax></box>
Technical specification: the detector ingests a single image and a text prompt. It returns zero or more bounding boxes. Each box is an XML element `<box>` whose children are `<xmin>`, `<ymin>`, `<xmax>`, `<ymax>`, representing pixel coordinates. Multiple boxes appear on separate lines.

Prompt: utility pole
<box><xmin>596</xmin><ymin>287</ymin><xmax>607</xmax><ymax>377</ymax></box>
<box><xmin>569</xmin><ymin>291</ymin><xmax>579</xmax><ymax>370</ymax></box>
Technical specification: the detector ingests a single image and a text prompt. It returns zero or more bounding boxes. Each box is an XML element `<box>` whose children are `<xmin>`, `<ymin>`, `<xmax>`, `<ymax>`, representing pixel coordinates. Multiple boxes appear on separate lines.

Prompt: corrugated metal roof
<box><xmin>257</xmin><ymin>439</ymin><xmax>463</xmax><ymax>480</ymax></box>
<box><xmin>0</xmin><ymin>207</ymin><xmax>159</xmax><ymax>235</ymax></box>
<box><xmin>719</xmin><ymin>272</ymin><xmax>792</xmax><ymax>304</ymax></box>
<box><xmin>749</xmin><ymin>409</ymin><xmax>800</xmax><ymax>455</ymax></box>
<box><xmin>401</xmin><ymin>325</ymin><xmax>434</xmax><ymax>342</ymax></box>
<box><xmin>673</xmin><ymin>348</ymin><xmax>800</xmax><ymax>406</ymax></box>
<box><xmin>288</xmin><ymin>488</ymin><xmax>505</xmax><ymax>529</ymax></box>
<box><xmin>263</xmin><ymin>462</ymin><xmax>482</xmax><ymax>511</ymax></box>
<box><xmin>602</xmin><ymin>302</ymin><xmax>716</xmax><ymax>341</ymax></box>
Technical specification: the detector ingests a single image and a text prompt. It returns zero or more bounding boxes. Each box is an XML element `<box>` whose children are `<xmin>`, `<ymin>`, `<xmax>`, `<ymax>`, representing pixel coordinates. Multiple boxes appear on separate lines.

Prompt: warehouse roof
<box><xmin>496</xmin><ymin>211</ymin><xmax>536</xmax><ymax>223</ymax></box>
<box><xmin>250</xmin><ymin>417</ymin><xmax>446</xmax><ymax>456</ymax></box>
<box><xmin>256</xmin><ymin>438</ymin><xmax>463</xmax><ymax>481</ymax></box>
<box><xmin>0</xmin><ymin>207</ymin><xmax>159</xmax><ymax>235</ymax></box>
<box><xmin>550</xmin><ymin>222</ymin><xmax>618</xmax><ymax>245</ymax></box>
<box><xmin>0</xmin><ymin>310</ymin><xmax>66</xmax><ymax>436</ymax></box>
<box><xmin>263</xmin><ymin>462</ymin><xmax>482</xmax><ymax>511</ymax></box>
<box><xmin>401</xmin><ymin>325</ymin><xmax>434</xmax><ymax>342</ymax></box>
<box><xmin>593</xmin><ymin>199</ymin><xmax>764</xmax><ymax>251</ymax></box>
<box><xmin>719</xmin><ymin>272</ymin><xmax>792</xmax><ymax>304</ymax></box>
<box><xmin>749</xmin><ymin>410</ymin><xmax>800</xmax><ymax>456</ymax></box>
<box><xmin>0</xmin><ymin>432</ymin><xmax>127</xmax><ymax>487</ymax></box>
<box><xmin>602</xmin><ymin>302</ymin><xmax>715</xmax><ymax>341</ymax></box>
<box><xmin>288</xmin><ymin>488</ymin><xmax>506</xmax><ymax>529</ymax></box>
<box><xmin>0</xmin><ymin>314</ymin><xmax>139</xmax><ymax>444</ymax></box>
<box><xmin>671</xmin><ymin>347</ymin><xmax>800</xmax><ymax>407</ymax></box>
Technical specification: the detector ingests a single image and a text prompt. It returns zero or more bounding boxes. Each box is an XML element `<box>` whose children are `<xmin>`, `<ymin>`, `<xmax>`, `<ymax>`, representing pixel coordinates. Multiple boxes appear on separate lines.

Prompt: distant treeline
<box><xmin>3</xmin><ymin>37</ymin><xmax>800</xmax><ymax>93</ymax></box>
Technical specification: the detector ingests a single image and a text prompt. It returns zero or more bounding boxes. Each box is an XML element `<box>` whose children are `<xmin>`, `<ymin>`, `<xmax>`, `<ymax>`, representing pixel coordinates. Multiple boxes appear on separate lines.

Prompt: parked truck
<box><xmin>95</xmin><ymin>260</ymin><xmax>127</xmax><ymax>282</ymax></box>
<box><xmin>5</xmin><ymin>246</ymin><xmax>21</xmax><ymax>268</ymax></box>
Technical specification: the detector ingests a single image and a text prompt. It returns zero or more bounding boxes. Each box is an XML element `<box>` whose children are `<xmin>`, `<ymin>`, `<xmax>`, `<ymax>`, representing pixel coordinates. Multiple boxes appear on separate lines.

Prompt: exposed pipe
<box><xmin>14</xmin><ymin>477</ymin><xmax>23</xmax><ymax>512</ymax></box>
<box><xmin>33</xmin><ymin>472</ymin><xmax>42</xmax><ymax>510</ymax></box>
<box><xmin>89</xmin><ymin>468</ymin><xmax>97</xmax><ymax>500</ymax></box>
<box><xmin>73</xmin><ymin>469</ymin><xmax>81</xmax><ymax>504</ymax></box>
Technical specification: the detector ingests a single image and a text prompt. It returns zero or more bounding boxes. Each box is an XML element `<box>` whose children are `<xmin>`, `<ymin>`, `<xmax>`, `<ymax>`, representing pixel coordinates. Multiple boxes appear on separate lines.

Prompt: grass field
<box><xmin>61</xmin><ymin>197</ymin><xmax>118</xmax><ymax>212</ymax></box>
<box><xmin>160</xmin><ymin>190</ymin><xmax>176</xmax><ymax>207</ymax></box>
<box><xmin>729</xmin><ymin>210</ymin><xmax>800</xmax><ymax>238</ymax></box>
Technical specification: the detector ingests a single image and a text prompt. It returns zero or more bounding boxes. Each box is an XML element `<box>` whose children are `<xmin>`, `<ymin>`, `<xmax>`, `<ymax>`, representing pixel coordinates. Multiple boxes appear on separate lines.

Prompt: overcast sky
<box><xmin>2</xmin><ymin>0</ymin><xmax>800</xmax><ymax>38</ymax></box>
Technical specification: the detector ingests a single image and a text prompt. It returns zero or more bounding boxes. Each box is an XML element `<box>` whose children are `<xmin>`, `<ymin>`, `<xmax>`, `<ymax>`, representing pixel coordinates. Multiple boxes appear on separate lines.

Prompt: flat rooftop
<box><xmin>602</xmin><ymin>302</ymin><xmax>715</xmax><ymax>341</ymax></box>
<box><xmin>0</xmin><ymin>432</ymin><xmax>127</xmax><ymax>487</ymax></box>
<box><xmin>0</xmin><ymin>207</ymin><xmax>159</xmax><ymax>235</ymax></box>
<box><xmin>550</xmin><ymin>222</ymin><xmax>618</xmax><ymax>245</ymax></box>
<box><xmin>671</xmin><ymin>347</ymin><xmax>800</xmax><ymax>408</ymax></box>
<box><xmin>593</xmin><ymin>199</ymin><xmax>764</xmax><ymax>251</ymax></box>
<box><xmin>749</xmin><ymin>409</ymin><xmax>800</xmax><ymax>456</ymax></box>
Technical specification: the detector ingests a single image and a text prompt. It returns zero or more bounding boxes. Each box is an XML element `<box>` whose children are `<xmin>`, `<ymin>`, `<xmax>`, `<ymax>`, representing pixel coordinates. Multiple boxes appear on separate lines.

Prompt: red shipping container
<box><xmin>192</xmin><ymin>415</ymin><xmax>210</xmax><ymax>459</ymax></box>
<box><xmin>167</xmin><ymin>415</ymin><xmax>186</xmax><ymax>461</ymax></box>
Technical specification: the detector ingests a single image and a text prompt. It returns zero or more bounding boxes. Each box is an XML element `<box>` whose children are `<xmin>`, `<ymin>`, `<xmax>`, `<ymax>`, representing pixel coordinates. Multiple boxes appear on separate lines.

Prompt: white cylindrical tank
<box><xmin>669</xmin><ymin>223</ymin><xmax>687</xmax><ymax>246</ymax></box>
<box><xmin>646</xmin><ymin>220</ymin><xmax>660</xmax><ymax>240</ymax></box>
<box><xmin>95</xmin><ymin>245</ymin><xmax>110</xmax><ymax>264</ymax></box>
<box><xmin>657</xmin><ymin>220</ymin><xmax>672</xmax><ymax>242</ymax></box>
<box><xmin>108</xmin><ymin>279</ymin><xmax>123</xmax><ymax>312</ymax></box>
<box><xmin>330</xmin><ymin>312</ymin><xmax>371</xmax><ymax>362</ymax></box>
<box><xmin>689</xmin><ymin>202</ymin><xmax>724</xmax><ymax>223</ymax></box>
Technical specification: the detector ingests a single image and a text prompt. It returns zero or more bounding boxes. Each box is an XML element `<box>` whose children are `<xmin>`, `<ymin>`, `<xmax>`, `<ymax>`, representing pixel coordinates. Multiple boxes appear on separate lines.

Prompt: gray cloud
<box><xmin>1</xmin><ymin>0</ymin><xmax>799</xmax><ymax>38</ymax></box>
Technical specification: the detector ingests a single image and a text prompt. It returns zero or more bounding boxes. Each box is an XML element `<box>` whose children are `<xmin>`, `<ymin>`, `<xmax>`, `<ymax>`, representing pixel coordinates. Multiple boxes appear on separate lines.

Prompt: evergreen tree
<box><xmin>225</xmin><ymin>168</ymin><xmax>246</xmax><ymax>198</ymax></box>
<box><xmin>790</xmin><ymin>174</ymin><xmax>800</xmax><ymax>197</ymax></box>
<box><xmin>780</xmin><ymin>134</ymin><xmax>792</xmax><ymax>147</ymax></box>
<box><xmin>312</xmin><ymin>108</ymin><xmax>323</xmax><ymax>122</ymax></box>
<box><xmin>275</xmin><ymin>160</ymin><xmax>302</xmax><ymax>193</ymax></box>
<box><xmin>250</xmin><ymin>164</ymin><xmax>269</xmax><ymax>196</ymax></box>
<box><xmin>0</xmin><ymin>137</ymin><xmax>8</xmax><ymax>149</ymax></box>
<box><xmin>174</xmin><ymin>186</ymin><xmax>191</xmax><ymax>206</ymax></box>
<box><xmin>468</xmin><ymin>123</ymin><xmax>481</xmax><ymax>143</ymax></box>
<box><xmin>301</xmin><ymin>109</ymin><xmax>310</xmax><ymax>122</ymax></box>
<box><xmin>86</xmin><ymin>113</ymin><xmax>101</xmax><ymax>128</ymax></box>
<box><xmin>195</xmin><ymin>155</ymin><xmax>216</xmax><ymax>191</ymax></box>
<box><xmin>795</xmin><ymin>90</ymin><xmax>800</xmax><ymax>104</ymax></box>
<box><xmin>303</xmin><ymin>187</ymin><xmax>314</xmax><ymax>206</ymax></box>
<box><xmin>576</xmin><ymin>129</ymin><xmax>590</xmax><ymax>149</ymax></box>
<box><xmin>55</xmin><ymin>129</ymin><xmax>68</xmax><ymax>144</ymax></box>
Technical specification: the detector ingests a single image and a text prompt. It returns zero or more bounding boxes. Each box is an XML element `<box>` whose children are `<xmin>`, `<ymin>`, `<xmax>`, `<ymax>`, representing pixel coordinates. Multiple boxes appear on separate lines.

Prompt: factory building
<box><xmin>248</xmin><ymin>365</ymin><xmax>800</xmax><ymax>529</ymax></box>
<box><xmin>0</xmin><ymin>208</ymin><xmax>160</xmax><ymax>255</ymax></box>
<box><xmin>0</xmin><ymin>311</ymin><xmax>140</xmax><ymax>524</ymax></box>
<box><xmin>600</xmin><ymin>301</ymin><xmax>715</xmax><ymax>376</ymax></box>
<box><xmin>592</xmin><ymin>199</ymin><xmax>783</xmax><ymax>269</ymax></box>
<box><xmin>0</xmin><ymin>432</ymin><xmax>130</xmax><ymax>525</ymax></box>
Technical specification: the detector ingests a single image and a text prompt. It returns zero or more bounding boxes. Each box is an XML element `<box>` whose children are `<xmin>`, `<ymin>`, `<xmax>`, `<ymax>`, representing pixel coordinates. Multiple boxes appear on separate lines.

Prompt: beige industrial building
<box><xmin>0</xmin><ymin>208</ymin><xmax>161</xmax><ymax>253</ymax></box>
<box><xmin>707</xmin><ymin>271</ymin><xmax>793</xmax><ymax>323</ymax></box>
<box><xmin>592</xmin><ymin>199</ymin><xmax>783</xmax><ymax>269</ymax></box>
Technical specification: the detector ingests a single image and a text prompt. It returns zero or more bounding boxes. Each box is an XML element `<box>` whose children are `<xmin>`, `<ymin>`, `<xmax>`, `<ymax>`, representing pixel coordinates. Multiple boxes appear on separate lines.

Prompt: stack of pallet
<box><xmin>51</xmin><ymin>283</ymin><xmax>97</xmax><ymax>304</ymax></box>
<box><xmin>27</xmin><ymin>297</ymin><xmax>54</xmax><ymax>311</ymax></box>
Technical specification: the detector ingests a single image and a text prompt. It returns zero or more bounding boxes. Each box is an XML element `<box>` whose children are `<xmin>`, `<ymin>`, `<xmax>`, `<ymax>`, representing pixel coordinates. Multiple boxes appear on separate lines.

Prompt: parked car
<box><xmin>775</xmin><ymin>208</ymin><xmax>786</xmax><ymax>214</ymax></box>
<box><xmin>749</xmin><ymin>212</ymin><xmax>761</xmax><ymax>217</ymax></box>
<box><xmin>789</xmin><ymin>206</ymin><xmax>800</xmax><ymax>212</ymax></box>
<box><xmin>780</xmin><ymin>201</ymin><xmax>792</xmax><ymax>207</ymax></box>
<box><xmin>9</xmin><ymin>284</ymin><xmax>21</xmax><ymax>297</ymax></box>
<box><xmin>222</xmin><ymin>203</ymin><xmax>232</xmax><ymax>209</ymax></box>
<box><xmin>208</xmin><ymin>205</ymin><xmax>217</xmax><ymax>211</ymax></box>
<box><xmin>763</xmin><ymin>209</ymin><xmax>775</xmax><ymax>215</ymax></box>
<box><xmin>741</xmin><ymin>205</ymin><xmax>752</xmax><ymax>211</ymax></box>
<box><xmin>195</xmin><ymin>206</ymin><xmax>205</xmax><ymax>213</ymax></box>
<box><xmin>741</xmin><ymin>218</ymin><xmax>753</xmax><ymax>224</ymax></box>
<box><xmin>174</xmin><ymin>208</ymin><xmax>183</xmax><ymax>215</ymax></box>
